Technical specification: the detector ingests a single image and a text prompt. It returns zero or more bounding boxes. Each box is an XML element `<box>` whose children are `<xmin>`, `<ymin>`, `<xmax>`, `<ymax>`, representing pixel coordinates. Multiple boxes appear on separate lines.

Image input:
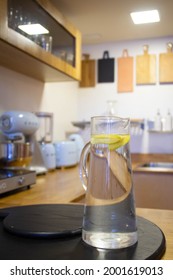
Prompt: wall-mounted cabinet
<box><xmin>0</xmin><ymin>0</ymin><xmax>81</xmax><ymax>82</ymax></box>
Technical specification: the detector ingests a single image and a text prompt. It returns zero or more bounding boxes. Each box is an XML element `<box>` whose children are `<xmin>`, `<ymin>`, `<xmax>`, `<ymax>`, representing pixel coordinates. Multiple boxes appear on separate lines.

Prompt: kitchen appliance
<box><xmin>40</xmin><ymin>142</ymin><xmax>56</xmax><ymax>170</ymax></box>
<box><xmin>71</xmin><ymin>121</ymin><xmax>91</xmax><ymax>143</ymax></box>
<box><xmin>68</xmin><ymin>134</ymin><xmax>84</xmax><ymax>162</ymax></box>
<box><xmin>28</xmin><ymin>140</ymin><xmax>48</xmax><ymax>175</ymax></box>
<box><xmin>54</xmin><ymin>140</ymin><xmax>78</xmax><ymax>167</ymax></box>
<box><xmin>0</xmin><ymin>141</ymin><xmax>32</xmax><ymax>168</ymax></box>
<box><xmin>0</xmin><ymin>169</ymin><xmax>36</xmax><ymax>195</ymax></box>
<box><xmin>0</xmin><ymin>110</ymin><xmax>40</xmax><ymax>193</ymax></box>
<box><xmin>0</xmin><ymin>111</ymin><xmax>39</xmax><ymax>168</ymax></box>
<box><xmin>0</xmin><ymin>111</ymin><xmax>48</xmax><ymax>174</ymax></box>
<box><xmin>0</xmin><ymin>110</ymin><xmax>47</xmax><ymax>175</ymax></box>
<box><xmin>35</xmin><ymin>112</ymin><xmax>56</xmax><ymax>171</ymax></box>
<box><xmin>0</xmin><ymin>111</ymin><xmax>39</xmax><ymax>136</ymax></box>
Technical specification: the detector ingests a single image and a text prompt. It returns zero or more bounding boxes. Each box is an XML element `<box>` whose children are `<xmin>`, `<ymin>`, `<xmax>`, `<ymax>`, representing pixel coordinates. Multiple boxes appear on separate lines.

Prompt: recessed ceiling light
<box><xmin>18</xmin><ymin>23</ymin><xmax>49</xmax><ymax>35</ymax></box>
<box><xmin>130</xmin><ymin>9</ymin><xmax>160</xmax><ymax>24</ymax></box>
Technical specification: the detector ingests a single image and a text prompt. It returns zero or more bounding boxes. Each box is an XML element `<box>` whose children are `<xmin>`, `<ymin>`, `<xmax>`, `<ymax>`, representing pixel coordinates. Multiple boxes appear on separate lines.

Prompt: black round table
<box><xmin>0</xmin><ymin>204</ymin><xmax>166</xmax><ymax>260</ymax></box>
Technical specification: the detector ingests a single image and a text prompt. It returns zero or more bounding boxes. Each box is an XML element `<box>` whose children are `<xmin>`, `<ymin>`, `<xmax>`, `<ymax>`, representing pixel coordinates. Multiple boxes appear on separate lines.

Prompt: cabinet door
<box><xmin>0</xmin><ymin>0</ymin><xmax>81</xmax><ymax>82</ymax></box>
<box><xmin>133</xmin><ymin>172</ymin><xmax>173</xmax><ymax>210</ymax></box>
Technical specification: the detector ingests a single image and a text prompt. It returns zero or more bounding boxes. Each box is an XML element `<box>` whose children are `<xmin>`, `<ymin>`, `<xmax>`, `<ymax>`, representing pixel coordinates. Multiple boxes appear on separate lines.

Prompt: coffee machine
<box><xmin>0</xmin><ymin>111</ymin><xmax>46</xmax><ymax>194</ymax></box>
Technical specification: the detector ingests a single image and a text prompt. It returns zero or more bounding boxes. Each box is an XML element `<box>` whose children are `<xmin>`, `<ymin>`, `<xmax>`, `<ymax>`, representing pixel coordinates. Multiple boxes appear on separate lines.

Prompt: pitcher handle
<box><xmin>79</xmin><ymin>142</ymin><xmax>90</xmax><ymax>191</ymax></box>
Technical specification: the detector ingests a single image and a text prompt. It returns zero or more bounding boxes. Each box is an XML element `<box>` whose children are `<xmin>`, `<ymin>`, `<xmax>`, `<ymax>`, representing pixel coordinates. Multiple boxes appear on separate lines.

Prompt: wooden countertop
<box><xmin>0</xmin><ymin>166</ymin><xmax>85</xmax><ymax>209</ymax></box>
<box><xmin>136</xmin><ymin>208</ymin><xmax>173</xmax><ymax>260</ymax></box>
<box><xmin>132</xmin><ymin>153</ymin><xmax>173</xmax><ymax>173</ymax></box>
<box><xmin>0</xmin><ymin>165</ymin><xmax>173</xmax><ymax>260</ymax></box>
<box><xmin>133</xmin><ymin>163</ymin><xmax>173</xmax><ymax>174</ymax></box>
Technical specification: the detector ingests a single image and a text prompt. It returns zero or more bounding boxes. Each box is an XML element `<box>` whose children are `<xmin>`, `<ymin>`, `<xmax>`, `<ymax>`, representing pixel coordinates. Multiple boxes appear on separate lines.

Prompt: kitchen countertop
<box><xmin>0</xmin><ymin>163</ymin><xmax>173</xmax><ymax>260</ymax></box>
<box><xmin>132</xmin><ymin>153</ymin><xmax>173</xmax><ymax>173</ymax></box>
<box><xmin>133</xmin><ymin>163</ymin><xmax>173</xmax><ymax>173</ymax></box>
<box><xmin>133</xmin><ymin>166</ymin><xmax>173</xmax><ymax>173</ymax></box>
<box><xmin>136</xmin><ymin>208</ymin><xmax>173</xmax><ymax>260</ymax></box>
<box><xmin>0</xmin><ymin>166</ymin><xmax>85</xmax><ymax>209</ymax></box>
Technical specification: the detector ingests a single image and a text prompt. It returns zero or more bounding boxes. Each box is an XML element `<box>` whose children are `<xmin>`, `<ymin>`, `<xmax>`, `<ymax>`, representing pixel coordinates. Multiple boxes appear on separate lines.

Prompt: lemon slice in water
<box><xmin>91</xmin><ymin>134</ymin><xmax>130</xmax><ymax>150</ymax></box>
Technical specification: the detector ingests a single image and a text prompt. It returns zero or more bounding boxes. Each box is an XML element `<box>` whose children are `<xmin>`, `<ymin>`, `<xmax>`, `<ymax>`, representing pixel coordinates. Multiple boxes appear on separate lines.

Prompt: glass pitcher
<box><xmin>79</xmin><ymin>116</ymin><xmax>137</xmax><ymax>249</ymax></box>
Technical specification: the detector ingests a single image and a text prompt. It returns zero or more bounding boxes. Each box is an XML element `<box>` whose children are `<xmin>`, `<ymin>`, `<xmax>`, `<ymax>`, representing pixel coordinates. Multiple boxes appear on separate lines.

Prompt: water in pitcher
<box><xmin>82</xmin><ymin>134</ymin><xmax>138</xmax><ymax>249</ymax></box>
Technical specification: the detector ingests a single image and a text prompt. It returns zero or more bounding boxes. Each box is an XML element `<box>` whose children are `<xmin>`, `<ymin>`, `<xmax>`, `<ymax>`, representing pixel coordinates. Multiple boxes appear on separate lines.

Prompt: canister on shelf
<box><xmin>154</xmin><ymin>109</ymin><xmax>162</xmax><ymax>131</ymax></box>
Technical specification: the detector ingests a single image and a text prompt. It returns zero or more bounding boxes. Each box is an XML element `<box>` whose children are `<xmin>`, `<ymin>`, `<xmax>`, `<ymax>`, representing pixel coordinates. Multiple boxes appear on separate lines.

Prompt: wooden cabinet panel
<box><xmin>0</xmin><ymin>0</ymin><xmax>81</xmax><ymax>82</ymax></box>
<box><xmin>79</xmin><ymin>54</ymin><xmax>96</xmax><ymax>87</ymax></box>
<box><xmin>133</xmin><ymin>172</ymin><xmax>173</xmax><ymax>210</ymax></box>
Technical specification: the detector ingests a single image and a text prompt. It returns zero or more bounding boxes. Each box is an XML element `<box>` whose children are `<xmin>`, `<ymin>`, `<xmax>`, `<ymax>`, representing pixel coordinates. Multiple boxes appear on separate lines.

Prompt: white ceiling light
<box><xmin>18</xmin><ymin>23</ymin><xmax>49</xmax><ymax>35</ymax></box>
<box><xmin>130</xmin><ymin>9</ymin><xmax>160</xmax><ymax>24</ymax></box>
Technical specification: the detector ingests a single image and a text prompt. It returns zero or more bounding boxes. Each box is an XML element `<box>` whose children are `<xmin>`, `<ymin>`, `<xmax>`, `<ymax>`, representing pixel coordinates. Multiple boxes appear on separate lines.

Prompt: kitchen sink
<box><xmin>138</xmin><ymin>162</ymin><xmax>173</xmax><ymax>168</ymax></box>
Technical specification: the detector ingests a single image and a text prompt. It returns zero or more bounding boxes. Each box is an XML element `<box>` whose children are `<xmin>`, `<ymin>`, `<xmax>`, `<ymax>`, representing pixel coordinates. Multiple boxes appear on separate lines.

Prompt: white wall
<box><xmin>77</xmin><ymin>36</ymin><xmax>173</xmax><ymax>121</ymax></box>
<box><xmin>0</xmin><ymin>66</ymin><xmax>78</xmax><ymax>141</ymax></box>
<box><xmin>77</xmin><ymin>36</ymin><xmax>173</xmax><ymax>154</ymax></box>
<box><xmin>1</xmin><ymin>35</ymin><xmax>173</xmax><ymax>153</ymax></box>
<box><xmin>0</xmin><ymin>66</ymin><xmax>43</xmax><ymax>113</ymax></box>
<box><xmin>41</xmin><ymin>81</ymin><xmax>78</xmax><ymax>140</ymax></box>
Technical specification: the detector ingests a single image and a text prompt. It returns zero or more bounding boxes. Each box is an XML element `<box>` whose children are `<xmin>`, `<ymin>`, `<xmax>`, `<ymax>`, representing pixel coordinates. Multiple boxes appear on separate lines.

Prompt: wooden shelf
<box><xmin>148</xmin><ymin>130</ymin><xmax>173</xmax><ymax>133</ymax></box>
<box><xmin>0</xmin><ymin>0</ymin><xmax>81</xmax><ymax>82</ymax></box>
